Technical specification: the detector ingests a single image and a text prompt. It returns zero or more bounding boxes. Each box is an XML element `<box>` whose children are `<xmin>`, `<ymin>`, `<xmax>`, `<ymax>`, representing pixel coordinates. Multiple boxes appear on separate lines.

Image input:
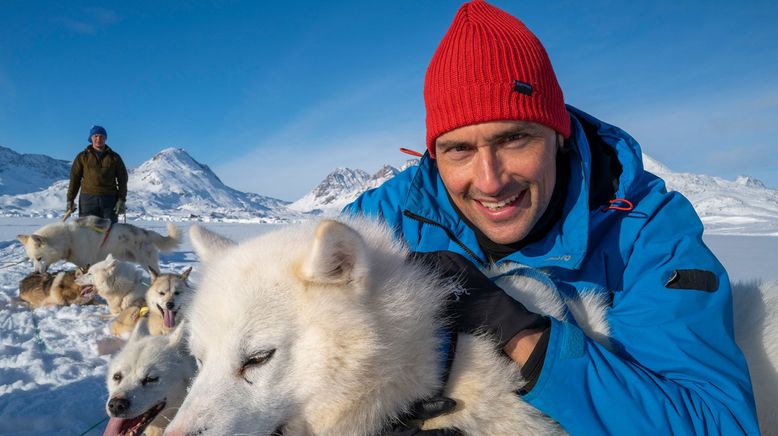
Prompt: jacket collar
<box><xmin>402</xmin><ymin>106</ymin><xmax>639</xmax><ymax>270</ymax></box>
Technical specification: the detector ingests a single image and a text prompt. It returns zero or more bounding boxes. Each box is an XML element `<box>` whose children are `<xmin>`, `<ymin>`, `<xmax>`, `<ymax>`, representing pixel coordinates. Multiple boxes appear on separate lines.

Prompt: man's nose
<box><xmin>473</xmin><ymin>149</ymin><xmax>505</xmax><ymax>195</ymax></box>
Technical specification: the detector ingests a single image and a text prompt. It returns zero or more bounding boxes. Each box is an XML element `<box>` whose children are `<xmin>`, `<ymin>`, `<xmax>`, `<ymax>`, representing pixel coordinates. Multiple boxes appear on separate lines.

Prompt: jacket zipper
<box><xmin>402</xmin><ymin>210</ymin><xmax>487</xmax><ymax>268</ymax></box>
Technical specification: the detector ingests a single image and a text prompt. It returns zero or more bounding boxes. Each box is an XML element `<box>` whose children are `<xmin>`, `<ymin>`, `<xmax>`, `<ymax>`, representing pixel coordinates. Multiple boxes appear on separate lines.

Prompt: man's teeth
<box><xmin>479</xmin><ymin>194</ymin><xmax>519</xmax><ymax>210</ymax></box>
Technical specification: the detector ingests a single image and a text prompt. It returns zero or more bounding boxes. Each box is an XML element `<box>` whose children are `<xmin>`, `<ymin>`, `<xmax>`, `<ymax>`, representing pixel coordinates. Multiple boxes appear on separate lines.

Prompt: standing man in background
<box><xmin>66</xmin><ymin>125</ymin><xmax>128</xmax><ymax>223</ymax></box>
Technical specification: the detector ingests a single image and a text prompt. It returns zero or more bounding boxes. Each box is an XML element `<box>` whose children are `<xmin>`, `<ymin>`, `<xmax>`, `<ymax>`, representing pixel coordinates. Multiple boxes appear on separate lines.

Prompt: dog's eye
<box><xmin>238</xmin><ymin>349</ymin><xmax>276</xmax><ymax>383</ymax></box>
<box><xmin>141</xmin><ymin>375</ymin><xmax>159</xmax><ymax>386</ymax></box>
<box><xmin>158</xmin><ymin>291</ymin><xmax>165</xmax><ymax>296</ymax></box>
<box><xmin>113</xmin><ymin>372</ymin><xmax>122</xmax><ymax>382</ymax></box>
<box><xmin>174</xmin><ymin>291</ymin><xmax>180</xmax><ymax>295</ymax></box>
<box><xmin>36</xmin><ymin>257</ymin><xmax>42</xmax><ymax>262</ymax></box>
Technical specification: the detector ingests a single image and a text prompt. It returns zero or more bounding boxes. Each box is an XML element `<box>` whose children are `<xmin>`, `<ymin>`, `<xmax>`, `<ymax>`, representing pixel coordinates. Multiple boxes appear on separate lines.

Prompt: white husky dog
<box><xmin>166</xmin><ymin>218</ymin><xmax>610</xmax><ymax>435</ymax></box>
<box><xmin>16</xmin><ymin>216</ymin><xmax>180</xmax><ymax>273</ymax></box>
<box><xmin>75</xmin><ymin>254</ymin><xmax>147</xmax><ymax>315</ymax></box>
<box><xmin>104</xmin><ymin>319</ymin><xmax>196</xmax><ymax>436</ymax></box>
<box><xmin>168</xmin><ymin>218</ymin><xmax>777</xmax><ymax>435</ymax></box>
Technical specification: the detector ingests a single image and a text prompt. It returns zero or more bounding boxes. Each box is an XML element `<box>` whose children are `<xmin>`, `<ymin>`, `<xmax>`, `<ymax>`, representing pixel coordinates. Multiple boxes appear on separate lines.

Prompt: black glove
<box><xmin>409</xmin><ymin>251</ymin><xmax>549</xmax><ymax>348</ymax></box>
<box><xmin>379</xmin><ymin>397</ymin><xmax>461</xmax><ymax>436</ymax></box>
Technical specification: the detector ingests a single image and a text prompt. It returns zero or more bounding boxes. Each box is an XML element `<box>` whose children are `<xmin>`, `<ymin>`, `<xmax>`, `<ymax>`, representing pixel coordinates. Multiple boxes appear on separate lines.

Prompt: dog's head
<box><xmin>146</xmin><ymin>266</ymin><xmax>193</xmax><ymax>329</ymax></box>
<box><xmin>17</xmin><ymin>234</ymin><xmax>60</xmax><ymax>273</ymax></box>
<box><xmin>52</xmin><ymin>269</ymin><xmax>95</xmax><ymax>304</ymax></box>
<box><xmin>166</xmin><ymin>219</ymin><xmax>446</xmax><ymax>435</ymax></box>
<box><xmin>166</xmin><ymin>220</ymin><xmax>388</xmax><ymax>435</ymax></box>
<box><xmin>104</xmin><ymin>318</ymin><xmax>195</xmax><ymax>436</ymax></box>
<box><xmin>75</xmin><ymin>254</ymin><xmax>119</xmax><ymax>293</ymax></box>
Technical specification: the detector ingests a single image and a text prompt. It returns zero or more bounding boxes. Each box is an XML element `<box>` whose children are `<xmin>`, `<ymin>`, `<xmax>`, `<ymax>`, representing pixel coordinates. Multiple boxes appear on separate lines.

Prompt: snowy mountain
<box><xmin>0</xmin><ymin>145</ymin><xmax>71</xmax><ymax>195</ymax></box>
<box><xmin>127</xmin><ymin>148</ymin><xmax>295</xmax><ymax>221</ymax></box>
<box><xmin>0</xmin><ymin>148</ymin><xmax>299</xmax><ymax>222</ymax></box>
<box><xmin>643</xmin><ymin>154</ymin><xmax>778</xmax><ymax>235</ymax></box>
<box><xmin>289</xmin><ymin>159</ymin><xmax>419</xmax><ymax>214</ymax></box>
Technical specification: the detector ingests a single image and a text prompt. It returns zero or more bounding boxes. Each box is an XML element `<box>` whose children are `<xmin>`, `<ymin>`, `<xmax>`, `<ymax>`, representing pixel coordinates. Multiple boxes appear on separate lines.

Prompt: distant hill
<box><xmin>0</xmin><ymin>146</ymin><xmax>71</xmax><ymax>195</ymax></box>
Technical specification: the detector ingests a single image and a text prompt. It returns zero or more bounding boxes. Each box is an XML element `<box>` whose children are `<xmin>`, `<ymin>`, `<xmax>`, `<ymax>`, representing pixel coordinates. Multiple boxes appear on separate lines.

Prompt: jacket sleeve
<box><xmin>115</xmin><ymin>155</ymin><xmax>128</xmax><ymax>201</ymax></box>
<box><xmin>66</xmin><ymin>153</ymin><xmax>83</xmax><ymax>202</ymax></box>
<box><xmin>523</xmin><ymin>189</ymin><xmax>759</xmax><ymax>434</ymax></box>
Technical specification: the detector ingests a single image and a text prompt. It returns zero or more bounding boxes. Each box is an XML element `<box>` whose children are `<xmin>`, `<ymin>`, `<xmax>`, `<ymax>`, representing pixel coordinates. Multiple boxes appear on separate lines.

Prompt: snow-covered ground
<box><xmin>0</xmin><ymin>217</ymin><xmax>776</xmax><ymax>435</ymax></box>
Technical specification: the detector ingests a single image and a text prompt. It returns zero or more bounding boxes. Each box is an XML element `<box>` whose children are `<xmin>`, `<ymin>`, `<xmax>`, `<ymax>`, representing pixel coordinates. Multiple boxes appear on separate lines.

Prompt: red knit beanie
<box><xmin>424</xmin><ymin>0</ymin><xmax>570</xmax><ymax>155</ymax></box>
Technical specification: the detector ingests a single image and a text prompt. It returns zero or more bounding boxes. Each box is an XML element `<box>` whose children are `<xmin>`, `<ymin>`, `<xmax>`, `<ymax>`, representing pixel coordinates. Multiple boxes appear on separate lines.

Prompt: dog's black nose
<box><xmin>108</xmin><ymin>397</ymin><xmax>130</xmax><ymax>415</ymax></box>
<box><xmin>166</xmin><ymin>301</ymin><xmax>175</xmax><ymax>310</ymax></box>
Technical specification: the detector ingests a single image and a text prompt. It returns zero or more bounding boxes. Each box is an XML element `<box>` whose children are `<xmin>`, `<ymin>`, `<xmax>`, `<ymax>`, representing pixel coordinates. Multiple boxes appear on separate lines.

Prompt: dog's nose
<box><xmin>108</xmin><ymin>397</ymin><xmax>130</xmax><ymax>415</ymax></box>
<box><xmin>166</xmin><ymin>301</ymin><xmax>175</xmax><ymax>310</ymax></box>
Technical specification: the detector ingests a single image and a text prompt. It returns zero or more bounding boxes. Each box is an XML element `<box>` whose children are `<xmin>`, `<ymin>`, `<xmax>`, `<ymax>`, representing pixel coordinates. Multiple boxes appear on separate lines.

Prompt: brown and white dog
<box><xmin>19</xmin><ymin>266</ymin><xmax>94</xmax><ymax>308</ymax></box>
<box><xmin>109</xmin><ymin>266</ymin><xmax>194</xmax><ymax>337</ymax></box>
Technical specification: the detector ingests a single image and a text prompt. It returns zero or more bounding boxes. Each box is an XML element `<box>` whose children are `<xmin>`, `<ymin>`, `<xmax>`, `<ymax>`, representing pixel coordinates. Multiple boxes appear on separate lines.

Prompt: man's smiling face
<box><xmin>434</xmin><ymin>120</ymin><xmax>561</xmax><ymax>245</ymax></box>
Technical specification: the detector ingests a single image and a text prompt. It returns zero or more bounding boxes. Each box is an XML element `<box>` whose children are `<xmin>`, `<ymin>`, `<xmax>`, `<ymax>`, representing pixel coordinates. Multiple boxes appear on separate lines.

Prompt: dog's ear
<box><xmin>23</xmin><ymin>235</ymin><xmax>45</xmax><ymax>247</ymax></box>
<box><xmin>130</xmin><ymin>317</ymin><xmax>150</xmax><ymax>342</ymax></box>
<box><xmin>16</xmin><ymin>234</ymin><xmax>29</xmax><ymax>245</ymax></box>
<box><xmin>148</xmin><ymin>266</ymin><xmax>159</xmax><ymax>282</ymax></box>
<box><xmin>105</xmin><ymin>253</ymin><xmax>116</xmax><ymax>264</ymax></box>
<box><xmin>189</xmin><ymin>225</ymin><xmax>236</xmax><ymax>264</ymax></box>
<box><xmin>299</xmin><ymin>220</ymin><xmax>369</xmax><ymax>287</ymax></box>
<box><xmin>179</xmin><ymin>266</ymin><xmax>192</xmax><ymax>282</ymax></box>
<box><xmin>168</xmin><ymin>320</ymin><xmax>187</xmax><ymax>347</ymax></box>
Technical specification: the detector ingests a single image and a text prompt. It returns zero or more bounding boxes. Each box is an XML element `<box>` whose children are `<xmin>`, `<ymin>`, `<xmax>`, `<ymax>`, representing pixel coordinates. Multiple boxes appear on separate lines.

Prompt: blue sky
<box><xmin>1</xmin><ymin>1</ymin><xmax>776</xmax><ymax>201</ymax></box>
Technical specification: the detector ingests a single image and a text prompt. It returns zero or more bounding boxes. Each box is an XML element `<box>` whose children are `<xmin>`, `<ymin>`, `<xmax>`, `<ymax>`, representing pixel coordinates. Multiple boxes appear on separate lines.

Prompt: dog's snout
<box><xmin>166</xmin><ymin>301</ymin><xmax>175</xmax><ymax>310</ymax></box>
<box><xmin>108</xmin><ymin>397</ymin><xmax>130</xmax><ymax>415</ymax></box>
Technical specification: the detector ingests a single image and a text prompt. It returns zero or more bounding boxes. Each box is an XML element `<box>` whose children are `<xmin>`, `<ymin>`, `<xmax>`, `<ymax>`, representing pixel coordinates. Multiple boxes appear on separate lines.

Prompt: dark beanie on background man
<box><xmin>424</xmin><ymin>0</ymin><xmax>570</xmax><ymax>155</ymax></box>
<box><xmin>88</xmin><ymin>125</ymin><xmax>107</xmax><ymax>143</ymax></box>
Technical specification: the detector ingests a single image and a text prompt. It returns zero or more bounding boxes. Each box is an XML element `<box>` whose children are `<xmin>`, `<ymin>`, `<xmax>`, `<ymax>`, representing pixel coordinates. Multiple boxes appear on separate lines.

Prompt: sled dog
<box><xmin>145</xmin><ymin>266</ymin><xmax>194</xmax><ymax>336</ymax></box>
<box><xmin>16</xmin><ymin>216</ymin><xmax>180</xmax><ymax>273</ymax></box>
<box><xmin>167</xmin><ymin>218</ymin><xmax>582</xmax><ymax>435</ymax></box>
<box><xmin>18</xmin><ymin>266</ymin><xmax>94</xmax><ymax>308</ymax></box>
<box><xmin>110</xmin><ymin>266</ymin><xmax>195</xmax><ymax>337</ymax></box>
<box><xmin>104</xmin><ymin>319</ymin><xmax>196</xmax><ymax>436</ymax></box>
<box><xmin>168</xmin><ymin>218</ymin><xmax>777</xmax><ymax>435</ymax></box>
<box><xmin>75</xmin><ymin>254</ymin><xmax>147</xmax><ymax>315</ymax></box>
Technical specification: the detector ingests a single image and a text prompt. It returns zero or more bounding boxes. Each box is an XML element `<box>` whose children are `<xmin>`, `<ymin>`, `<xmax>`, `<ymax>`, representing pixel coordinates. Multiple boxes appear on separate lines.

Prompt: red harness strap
<box><xmin>99</xmin><ymin>223</ymin><xmax>113</xmax><ymax>248</ymax></box>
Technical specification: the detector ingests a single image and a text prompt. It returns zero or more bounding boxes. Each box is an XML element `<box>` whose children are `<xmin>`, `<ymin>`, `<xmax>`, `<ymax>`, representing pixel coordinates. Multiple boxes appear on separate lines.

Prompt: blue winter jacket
<box><xmin>344</xmin><ymin>106</ymin><xmax>759</xmax><ymax>434</ymax></box>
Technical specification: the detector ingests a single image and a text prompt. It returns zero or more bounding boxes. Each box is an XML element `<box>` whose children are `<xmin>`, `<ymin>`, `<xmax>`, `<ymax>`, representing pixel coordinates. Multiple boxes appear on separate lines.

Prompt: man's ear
<box><xmin>189</xmin><ymin>225</ymin><xmax>236</xmax><ymax>264</ymax></box>
<box><xmin>556</xmin><ymin>133</ymin><xmax>565</xmax><ymax>151</ymax></box>
<box><xmin>298</xmin><ymin>220</ymin><xmax>369</xmax><ymax>287</ymax></box>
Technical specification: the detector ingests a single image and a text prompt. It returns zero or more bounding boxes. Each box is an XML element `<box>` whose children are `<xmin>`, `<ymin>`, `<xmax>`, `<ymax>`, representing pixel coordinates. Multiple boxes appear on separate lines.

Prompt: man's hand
<box><xmin>65</xmin><ymin>200</ymin><xmax>75</xmax><ymax>214</ymax></box>
<box><xmin>114</xmin><ymin>199</ymin><xmax>126</xmax><ymax>215</ymax></box>
<box><xmin>408</xmin><ymin>251</ymin><xmax>549</xmax><ymax>349</ymax></box>
<box><xmin>379</xmin><ymin>397</ymin><xmax>460</xmax><ymax>436</ymax></box>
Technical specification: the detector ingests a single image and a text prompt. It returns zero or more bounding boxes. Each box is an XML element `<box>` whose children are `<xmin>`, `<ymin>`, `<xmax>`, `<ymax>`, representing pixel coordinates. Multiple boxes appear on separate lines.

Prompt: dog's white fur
<box><xmin>105</xmin><ymin>319</ymin><xmax>196</xmax><ymax>436</ymax></box>
<box><xmin>166</xmin><ymin>218</ymin><xmax>615</xmax><ymax>435</ymax></box>
<box><xmin>75</xmin><ymin>254</ymin><xmax>147</xmax><ymax>315</ymax></box>
<box><xmin>16</xmin><ymin>216</ymin><xmax>180</xmax><ymax>273</ymax></box>
<box><xmin>733</xmin><ymin>280</ymin><xmax>778</xmax><ymax>435</ymax></box>
<box><xmin>146</xmin><ymin>267</ymin><xmax>194</xmax><ymax>336</ymax></box>
<box><xmin>165</xmin><ymin>218</ymin><xmax>776</xmax><ymax>435</ymax></box>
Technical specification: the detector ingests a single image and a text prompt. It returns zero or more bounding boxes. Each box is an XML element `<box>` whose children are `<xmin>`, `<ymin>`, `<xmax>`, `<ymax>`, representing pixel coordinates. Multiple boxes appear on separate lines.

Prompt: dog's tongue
<box><xmin>163</xmin><ymin>309</ymin><xmax>175</xmax><ymax>328</ymax></box>
<box><xmin>81</xmin><ymin>285</ymin><xmax>94</xmax><ymax>297</ymax></box>
<box><xmin>103</xmin><ymin>417</ymin><xmax>127</xmax><ymax>436</ymax></box>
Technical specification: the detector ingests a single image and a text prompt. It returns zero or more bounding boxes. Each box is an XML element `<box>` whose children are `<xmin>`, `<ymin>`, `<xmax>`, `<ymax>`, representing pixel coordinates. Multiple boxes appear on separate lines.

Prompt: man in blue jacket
<box><xmin>345</xmin><ymin>1</ymin><xmax>759</xmax><ymax>434</ymax></box>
